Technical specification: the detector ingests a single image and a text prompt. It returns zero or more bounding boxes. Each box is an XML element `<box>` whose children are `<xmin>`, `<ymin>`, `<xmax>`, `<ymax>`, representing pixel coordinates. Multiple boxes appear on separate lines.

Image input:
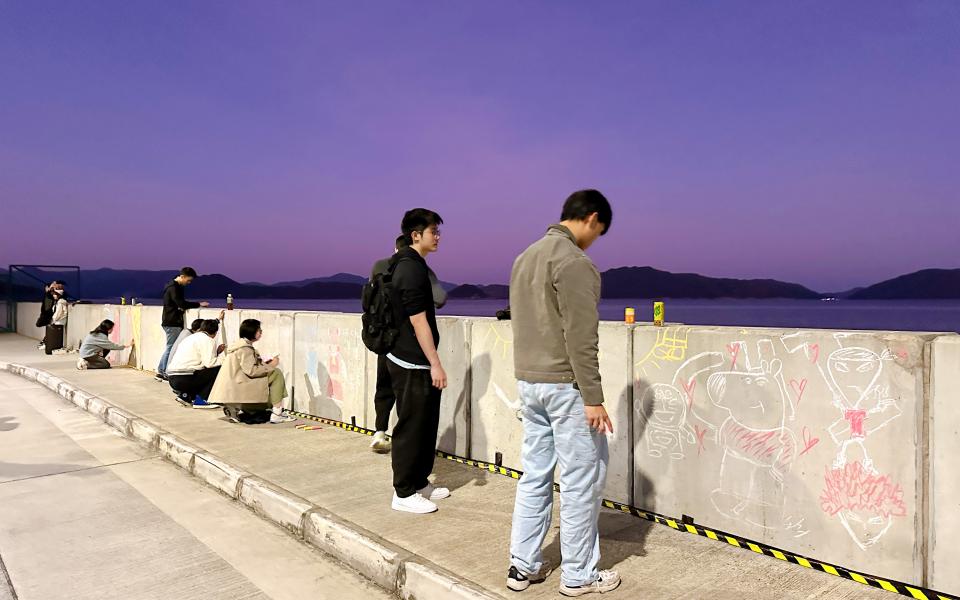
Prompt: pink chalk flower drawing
<box><xmin>820</xmin><ymin>461</ymin><xmax>907</xmax><ymax>550</ymax></box>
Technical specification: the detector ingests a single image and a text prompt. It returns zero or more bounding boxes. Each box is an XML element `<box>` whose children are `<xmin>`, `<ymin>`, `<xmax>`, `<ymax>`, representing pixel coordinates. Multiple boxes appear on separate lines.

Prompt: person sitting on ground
<box><xmin>166</xmin><ymin>319</ymin><xmax>224</xmax><ymax>409</ymax></box>
<box><xmin>77</xmin><ymin>320</ymin><xmax>133</xmax><ymax>370</ymax></box>
<box><xmin>208</xmin><ymin>318</ymin><xmax>295</xmax><ymax>425</ymax></box>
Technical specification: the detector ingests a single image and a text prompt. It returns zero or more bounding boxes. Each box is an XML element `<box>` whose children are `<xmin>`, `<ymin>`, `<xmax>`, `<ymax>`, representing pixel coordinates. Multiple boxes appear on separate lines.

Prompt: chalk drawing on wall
<box><xmin>705</xmin><ymin>340</ymin><xmax>798</xmax><ymax>531</ymax></box>
<box><xmin>634</xmin><ymin>327</ymin><xmax>691</xmax><ymax>378</ymax></box>
<box><xmin>637</xmin><ymin>383</ymin><xmax>696</xmax><ymax>459</ymax></box>
<box><xmin>820</xmin><ymin>460</ymin><xmax>907</xmax><ymax>550</ymax></box>
<box><xmin>302</xmin><ymin>328</ymin><xmax>350</xmax><ymax>420</ymax></box>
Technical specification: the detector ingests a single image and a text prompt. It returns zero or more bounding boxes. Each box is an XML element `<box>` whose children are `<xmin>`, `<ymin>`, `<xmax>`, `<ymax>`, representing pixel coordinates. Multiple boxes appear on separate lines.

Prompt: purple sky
<box><xmin>1</xmin><ymin>2</ymin><xmax>958</xmax><ymax>292</ymax></box>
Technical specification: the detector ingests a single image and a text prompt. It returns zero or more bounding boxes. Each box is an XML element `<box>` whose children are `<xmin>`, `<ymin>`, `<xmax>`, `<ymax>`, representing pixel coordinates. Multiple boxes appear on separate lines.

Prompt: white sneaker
<box><xmin>269</xmin><ymin>412</ymin><xmax>296</xmax><ymax>424</ymax></box>
<box><xmin>391</xmin><ymin>492</ymin><xmax>438</xmax><ymax>514</ymax></box>
<box><xmin>76</xmin><ymin>359</ymin><xmax>87</xmax><ymax>370</ymax></box>
<box><xmin>370</xmin><ymin>431</ymin><xmax>391</xmax><ymax>453</ymax></box>
<box><xmin>417</xmin><ymin>482</ymin><xmax>450</xmax><ymax>501</ymax></box>
<box><xmin>52</xmin><ymin>348</ymin><xmax>68</xmax><ymax>355</ymax></box>
<box><xmin>559</xmin><ymin>570</ymin><xmax>621</xmax><ymax>596</ymax></box>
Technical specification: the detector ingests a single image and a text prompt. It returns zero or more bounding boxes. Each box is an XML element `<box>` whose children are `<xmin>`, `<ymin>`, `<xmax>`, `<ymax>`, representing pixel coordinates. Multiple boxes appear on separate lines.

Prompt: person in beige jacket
<box><xmin>209</xmin><ymin>318</ymin><xmax>295</xmax><ymax>424</ymax></box>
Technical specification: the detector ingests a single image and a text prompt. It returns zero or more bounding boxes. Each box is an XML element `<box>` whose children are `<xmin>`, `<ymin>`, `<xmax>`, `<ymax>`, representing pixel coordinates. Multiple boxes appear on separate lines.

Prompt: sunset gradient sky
<box><xmin>1</xmin><ymin>1</ymin><xmax>958</xmax><ymax>292</ymax></box>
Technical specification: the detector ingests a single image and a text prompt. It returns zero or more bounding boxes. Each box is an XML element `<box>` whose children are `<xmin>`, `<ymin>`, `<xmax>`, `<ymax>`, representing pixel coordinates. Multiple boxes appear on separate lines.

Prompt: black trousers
<box><xmin>84</xmin><ymin>350</ymin><xmax>112</xmax><ymax>369</ymax></box>
<box><xmin>373</xmin><ymin>354</ymin><xmax>396</xmax><ymax>432</ymax></box>
<box><xmin>44</xmin><ymin>325</ymin><xmax>64</xmax><ymax>354</ymax></box>
<box><xmin>387</xmin><ymin>361</ymin><xmax>441</xmax><ymax>498</ymax></box>
<box><xmin>168</xmin><ymin>367</ymin><xmax>221</xmax><ymax>400</ymax></box>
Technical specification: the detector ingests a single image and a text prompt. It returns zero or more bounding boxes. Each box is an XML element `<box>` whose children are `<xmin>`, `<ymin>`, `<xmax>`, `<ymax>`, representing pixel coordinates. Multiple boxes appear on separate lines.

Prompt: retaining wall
<box><xmin>11</xmin><ymin>302</ymin><xmax>960</xmax><ymax>594</ymax></box>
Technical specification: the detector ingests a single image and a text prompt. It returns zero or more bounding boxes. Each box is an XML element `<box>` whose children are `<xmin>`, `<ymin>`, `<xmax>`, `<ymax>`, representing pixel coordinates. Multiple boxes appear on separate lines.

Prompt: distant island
<box><xmin>4</xmin><ymin>266</ymin><xmax>960</xmax><ymax>301</ymax></box>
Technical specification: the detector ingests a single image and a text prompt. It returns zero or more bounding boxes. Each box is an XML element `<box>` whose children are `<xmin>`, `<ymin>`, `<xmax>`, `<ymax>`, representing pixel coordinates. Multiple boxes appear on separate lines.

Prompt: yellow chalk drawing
<box><xmin>635</xmin><ymin>327</ymin><xmax>691</xmax><ymax>376</ymax></box>
<box><xmin>484</xmin><ymin>324</ymin><xmax>513</xmax><ymax>360</ymax></box>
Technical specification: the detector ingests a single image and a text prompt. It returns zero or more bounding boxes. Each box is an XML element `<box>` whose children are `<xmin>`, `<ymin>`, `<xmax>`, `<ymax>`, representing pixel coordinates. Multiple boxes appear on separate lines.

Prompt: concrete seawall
<box><xmin>14</xmin><ymin>301</ymin><xmax>960</xmax><ymax>593</ymax></box>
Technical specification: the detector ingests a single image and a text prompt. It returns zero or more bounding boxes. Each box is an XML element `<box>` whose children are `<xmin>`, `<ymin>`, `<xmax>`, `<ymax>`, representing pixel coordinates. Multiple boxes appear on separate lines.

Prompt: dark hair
<box><xmin>189</xmin><ymin>318</ymin><xmax>204</xmax><ymax>333</ymax></box>
<box><xmin>560</xmin><ymin>189</ymin><xmax>612</xmax><ymax>235</ymax></box>
<box><xmin>401</xmin><ymin>209</ymin><xmax>443</xmax><ymax>243</ymax></box>
<box><xmin>239</xmin><ymin>318</ymin><xmax>261</xmax><ymax>341</ymax></box>
<box><xmin>394</xmin><ymin>235</ymin><xmax>409</xmax><ymax>251</ymax></box>
<box><xmin>52</xmin><ymin>280</ymin><xmax>66</xmax><ymax>285</ymax></box>
<box><xmin>180</xmin><ymin>267</ymin><xmax>198</xmax><ymax>278</ymax></box>
<box><xmin>200</xmin><ymin>319</ymin><xmax>219</xmax><ymax>335</ymax></box>
<box><xmin>91</xmin><ymin>319</ymin><xmax>114</xmax><ymax>336</ymax></box>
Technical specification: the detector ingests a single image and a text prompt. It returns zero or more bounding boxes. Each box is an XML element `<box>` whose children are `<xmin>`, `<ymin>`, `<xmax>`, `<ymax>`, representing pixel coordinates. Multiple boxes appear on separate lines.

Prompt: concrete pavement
<box><xmin>0</xmin><ymin>368</ymin><xmax>389</xmax><ymax>600</ymax></box>
<box><xmin>0</xmin><ymin>333</ymin><xmax>897</xmax><ymax>599</ymax></box>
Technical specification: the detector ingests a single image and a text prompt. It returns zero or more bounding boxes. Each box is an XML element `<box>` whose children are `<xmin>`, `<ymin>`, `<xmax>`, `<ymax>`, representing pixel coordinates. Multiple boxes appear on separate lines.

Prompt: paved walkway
<box><xmin>0</xmin><ymin>333</ymin><xmax>893</xmax><ymax>599</ymax></box>
<box><xmin>0</xmin><ymin>369</ymin><xmax>389</xmax><ymax>600</ymax></box>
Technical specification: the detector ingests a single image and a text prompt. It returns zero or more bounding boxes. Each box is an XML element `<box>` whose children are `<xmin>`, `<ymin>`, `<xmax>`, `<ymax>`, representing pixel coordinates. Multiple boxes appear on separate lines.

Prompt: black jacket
<box><xmin>389</xmin><ymin>248</ymin><xmax>440</xmax><ymax>366</ymax></box>
<box><xmin>161</xmin><ymin>280</ymin><xmax>200</xmax><ymax>328</ymax></box>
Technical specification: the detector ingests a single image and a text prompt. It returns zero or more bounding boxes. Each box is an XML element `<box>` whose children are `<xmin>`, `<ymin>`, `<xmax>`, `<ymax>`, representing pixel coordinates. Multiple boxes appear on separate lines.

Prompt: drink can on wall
<box><xmin>653</xmin><ymin>301</ymin><xmax>664</xmax><ymax>327</ymax></box>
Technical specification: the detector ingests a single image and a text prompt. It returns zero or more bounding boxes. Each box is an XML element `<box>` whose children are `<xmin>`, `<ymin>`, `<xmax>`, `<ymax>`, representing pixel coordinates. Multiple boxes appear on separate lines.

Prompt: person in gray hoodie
<box><xmin>77</xmin><ymin>320</ymin><xmax>133</xmax><ymax>370</ymax></box>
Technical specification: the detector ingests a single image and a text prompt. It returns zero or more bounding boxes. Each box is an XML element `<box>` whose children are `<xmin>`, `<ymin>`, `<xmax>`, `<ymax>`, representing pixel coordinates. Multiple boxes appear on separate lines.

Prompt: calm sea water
<box><xmin>116</xmin><ymin>298</ymin><xmax>960</xmax><ymax>333</ymax></box>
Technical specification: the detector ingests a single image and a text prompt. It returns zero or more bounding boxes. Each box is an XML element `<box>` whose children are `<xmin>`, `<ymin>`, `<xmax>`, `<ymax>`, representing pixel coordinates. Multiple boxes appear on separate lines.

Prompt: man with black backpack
<box><xmin>368</xmin><ymin>234</ymin><xmax>448</xmax><ymax>454</ymax></box>
<box><xmin>361</xmin><ymin>209</ymin><xmax>449</xmax><ymax>514</ymax></box>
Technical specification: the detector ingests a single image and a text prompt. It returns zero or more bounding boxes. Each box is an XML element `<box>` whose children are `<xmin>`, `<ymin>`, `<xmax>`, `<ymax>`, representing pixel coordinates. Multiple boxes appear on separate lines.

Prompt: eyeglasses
<box><xmin>416</xmin><ymin>228</ymin><xmax>441</xmax><ymax>237</ymax></box>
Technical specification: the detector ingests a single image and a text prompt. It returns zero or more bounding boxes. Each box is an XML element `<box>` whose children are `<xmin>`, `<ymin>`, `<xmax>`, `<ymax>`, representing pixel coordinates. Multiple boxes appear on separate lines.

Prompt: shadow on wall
<box><xmin>302</xmin><ymin>359</ymin><xmax>344</xmax><ymax>422</ymax></box>
<box><xmin>0</xmin><ymin>416</ymin><xmax>19</xmax><ymax>432</ymax></box>
<box><xmin>439</xmin><ymin>352</ymin><xmax>490</xmax><ymax>493</ymax></box>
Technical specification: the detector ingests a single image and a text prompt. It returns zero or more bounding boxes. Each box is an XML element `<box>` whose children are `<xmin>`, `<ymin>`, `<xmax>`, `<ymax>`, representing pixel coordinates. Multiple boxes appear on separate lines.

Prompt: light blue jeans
<box><xmin>157</xmin><ymin>326</ymin><xmax>182</xmax><ymax>376</ymax></box>
<box><xmin>510</xmin><ymin>381</ymin><xmax>609</xmax><ymax>587</ymax></box>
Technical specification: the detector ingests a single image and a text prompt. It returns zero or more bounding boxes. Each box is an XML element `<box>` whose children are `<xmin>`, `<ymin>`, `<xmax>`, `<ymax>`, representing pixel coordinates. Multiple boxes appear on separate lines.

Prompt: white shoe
<box><xmin>52</xmin><ymin>348</ymin><xmax>68</xmax><ymax>355</ymax></box>
<box><xmin>391</xmin><ymin>492</ymin><xmax>438</xmax><ymax>514</ymax></box>
<box><xmin>76</xmin><ymin>359</ymin><xmax>87</xmax><ymax>370</ymax></box>
<box><xmin>370</xmin><ymin>431</ymin><xmax>391</xmax><ymax>453</ymax></box>
<box><xmin>417</xmin><ymin>482</ymin><xmax>450</xmax><ymax>501</ymax></box>
<box><xmin>559</xmin><ymin>570</ymin><xmax>621</xmax><ymax>596</ymax></box>
<box><xmin>269</xmin><ymin>412</ymin><xmax>296</xmax><ymax>424</ymax></box>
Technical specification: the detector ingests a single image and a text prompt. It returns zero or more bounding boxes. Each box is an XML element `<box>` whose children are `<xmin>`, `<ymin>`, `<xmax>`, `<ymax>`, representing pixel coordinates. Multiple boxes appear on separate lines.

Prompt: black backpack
<box><xmin>361</xmin><ymin>258</ymin><xmax>402</xmax><ymax>355</ymax></box>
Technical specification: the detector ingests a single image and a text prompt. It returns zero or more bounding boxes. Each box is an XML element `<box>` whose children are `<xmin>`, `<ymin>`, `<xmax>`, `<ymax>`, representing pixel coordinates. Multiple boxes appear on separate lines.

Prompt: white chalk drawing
<box><xmin>492</xmin><ymin>382</ymin><xmax>523</xmax><ymax>421</ymax></box>
<box><xmin>637</xmin><ymin>383</ymin><xmax>696</xmax><ymax>459</ymax></box>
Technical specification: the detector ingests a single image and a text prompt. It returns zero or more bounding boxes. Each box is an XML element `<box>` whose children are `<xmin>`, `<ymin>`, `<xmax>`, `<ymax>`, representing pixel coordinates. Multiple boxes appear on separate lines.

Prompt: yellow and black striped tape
<box><xmin>283</xmin><ymin>409</ymin><xmax>957</xmax><ymax>600</ymax></box>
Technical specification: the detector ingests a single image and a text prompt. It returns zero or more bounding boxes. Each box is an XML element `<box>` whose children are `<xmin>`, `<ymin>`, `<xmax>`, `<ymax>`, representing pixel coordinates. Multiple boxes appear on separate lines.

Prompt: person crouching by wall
<box><xmin>208</xmin><ymin>319</ymin><xmax>295</xmax><ymax>425</ymax></box>
<box><xmin>76</xmin><ymin>320</ymin><xmax>133</xmax><ymax>369</ymax></box>
<box><xmin>166</xmin><ymin>319</ymin><xmax>224</xmax><ymax>409</ymax></box>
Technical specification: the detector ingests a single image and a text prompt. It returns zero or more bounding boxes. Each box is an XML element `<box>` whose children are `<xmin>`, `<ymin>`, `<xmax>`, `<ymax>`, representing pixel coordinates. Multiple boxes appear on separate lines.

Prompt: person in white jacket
<box><xmin>44</xmin><ymin>287</ymin><xmax>69</xmax><ymax>355</ymax></box>
<box><xmin>166</xmin><ymin>319</ymin><xmax>224</xmax><ymax>408</ymax></box>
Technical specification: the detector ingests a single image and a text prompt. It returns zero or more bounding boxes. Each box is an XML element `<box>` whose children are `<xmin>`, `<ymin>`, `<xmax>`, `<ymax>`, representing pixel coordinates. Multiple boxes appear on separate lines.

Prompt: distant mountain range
<box><xmin>5</xmin><ymin>266</ymin><xmax>960</xmax><ymax>301</ymax></box>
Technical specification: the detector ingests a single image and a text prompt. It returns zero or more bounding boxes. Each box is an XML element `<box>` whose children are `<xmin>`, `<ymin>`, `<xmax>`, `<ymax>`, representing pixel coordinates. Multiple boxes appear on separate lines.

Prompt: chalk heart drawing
<box><xmin>726</xmin><ymin>343</ymin><xmax>741</xmax><ymax>369</ymax></box>
<box><xmin>820</xmin><ymin>460</ymin><xmax>907</xmax><ymax>550</ymax></box>
<box><xmin>637</xmin><ymin>383</ymin><xmax>696</xmax><ymax>460</ymax></box>
<box><xmin>809</xmin><ymin>343</ymin><xmax>820</xmax><ymax>363</ymax></box>
<box><xmin>788</xmin><ymin>378</ymin><xmax>807</xmax><ymax>404</ymax></box>
<box><xmin>799</xmin><ymin>426</ymin><xmax>820</xmax><ymax>456</ymax></box>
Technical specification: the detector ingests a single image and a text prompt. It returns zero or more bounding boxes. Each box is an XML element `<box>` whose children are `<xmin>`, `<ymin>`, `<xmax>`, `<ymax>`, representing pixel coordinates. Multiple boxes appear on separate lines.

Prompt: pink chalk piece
<box><xmin>844</xmin><ymin>408</ymin><xmax>867</xmax><ymax>438</ymax></box>
<box><xmin>809</xmin><ymin>343</ymin><xmax>820</xmax><ymax>364</ymax></box>
<box><xmin>726</xmin><ymin>343</ymin><xmax>741</xmax><ymax>370</ymax></box>
<box><xmin>694</xmin><ymin>425</ymin><xmax>708</xmax><ymax>456</ymax></box>
<box><xmin>820</xmin><ymin>461</ymin><xmax>907</xmax><ymax>518</ymax></box>
<box><xmin>799</xmin><ymin>426</ymin><xmax>820</xmax><ymax>456</ymax></box>
<box><xmin>681</xmin><ymin>378</ymin><xmax>697</xmax><ymax>408</ymax></box>
<box><xmin>789</xmin><ymin>378</ymin><xmax>808</xmax><ymax>404</ymax></box>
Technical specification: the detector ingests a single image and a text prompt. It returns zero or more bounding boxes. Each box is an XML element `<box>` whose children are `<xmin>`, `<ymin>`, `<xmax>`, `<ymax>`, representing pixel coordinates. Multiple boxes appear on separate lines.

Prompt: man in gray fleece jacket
<box><xmin>506</xmin><ymin>189</ymin><xmax>620</xmax><ymax>596</ymax></box>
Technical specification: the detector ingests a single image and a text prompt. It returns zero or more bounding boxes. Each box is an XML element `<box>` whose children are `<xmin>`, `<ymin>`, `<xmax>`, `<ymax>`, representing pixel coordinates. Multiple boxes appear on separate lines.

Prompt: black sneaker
<box><xmin>507</xmin><ymin>565</ymin><xmax>547</xmax><ymax>592</ymax></box>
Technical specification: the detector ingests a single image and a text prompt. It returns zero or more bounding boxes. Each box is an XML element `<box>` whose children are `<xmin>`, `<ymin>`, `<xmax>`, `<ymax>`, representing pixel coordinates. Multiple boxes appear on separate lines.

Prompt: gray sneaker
<box><xmin>559</xmin><ymin>570</ymin><xmax>621</xmax><ymax>596</ymax></box>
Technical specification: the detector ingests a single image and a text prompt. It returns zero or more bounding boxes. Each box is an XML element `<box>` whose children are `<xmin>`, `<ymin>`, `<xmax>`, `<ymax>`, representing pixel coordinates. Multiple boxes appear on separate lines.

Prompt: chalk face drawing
<box><xmin>638</xmin><ymin>383</ymin><xmax>696</xmax><ymax>459</ymax></box>
<box><xmin>820</xmin><ymin>460</ymin><xmax>907</xmax><ymax>550</ymax></box>
<box><xmin>635</xmin><ymin>329</ymin><xmax>912</xmax><ymax>549</ymax></box>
